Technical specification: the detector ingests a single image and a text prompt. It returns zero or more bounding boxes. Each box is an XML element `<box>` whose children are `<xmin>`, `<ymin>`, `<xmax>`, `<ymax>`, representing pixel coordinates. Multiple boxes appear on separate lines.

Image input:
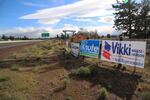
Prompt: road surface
<box><xmin>0</xmin><ymin>40</ymin><xmax>42</xmax><ymax>49</ymax></box>
<box><xmin>0</xmin><ymin>40</ymin><xmax>42</xmax><ymax>59</ymax></box>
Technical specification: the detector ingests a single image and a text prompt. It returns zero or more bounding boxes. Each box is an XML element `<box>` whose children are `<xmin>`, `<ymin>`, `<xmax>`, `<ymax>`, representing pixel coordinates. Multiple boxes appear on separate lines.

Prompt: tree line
<box><xmin>0</xmin><ymin>34</ymin><xmax>29</xmax><ymax>40</ymax></box>
<box><xmin>56</xmin><ymin>28</ymin><xmax>113</xmax><ymax>40</ymax></box>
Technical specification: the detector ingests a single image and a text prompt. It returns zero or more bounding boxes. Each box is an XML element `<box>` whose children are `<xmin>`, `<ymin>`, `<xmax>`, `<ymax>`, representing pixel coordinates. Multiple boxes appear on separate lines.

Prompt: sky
<box><xmin>0</xmin><ymin>0</ymin><xmax>139</xmax><ymax>38</ymax></box>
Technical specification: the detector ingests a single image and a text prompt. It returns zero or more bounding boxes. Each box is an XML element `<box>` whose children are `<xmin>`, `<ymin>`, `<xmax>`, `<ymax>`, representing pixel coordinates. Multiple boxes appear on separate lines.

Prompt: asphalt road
<box><xmin>0</xmin><ymin>40</ymin><xmax>42</xmax><ymax>49</ymax></box>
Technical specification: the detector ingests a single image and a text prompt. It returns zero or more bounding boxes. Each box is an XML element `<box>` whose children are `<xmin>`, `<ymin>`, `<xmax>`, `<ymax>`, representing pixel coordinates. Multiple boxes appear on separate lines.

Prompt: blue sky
<box><xmin>0</xmin><ymin>0</ymin><xmax>78</xmax><ymax>29</ymax></box>
<box><xmin>0</xmin><ymin>0</ymin><xmax>140</xmax><ymax>38</ymax></box>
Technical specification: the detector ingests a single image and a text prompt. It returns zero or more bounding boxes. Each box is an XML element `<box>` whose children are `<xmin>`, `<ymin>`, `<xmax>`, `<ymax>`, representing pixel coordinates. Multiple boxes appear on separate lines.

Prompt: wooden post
<box><xmin>117</xmin><ymin>35</ymin><xmax>123</xmax><ymax>69</ymax></box>
<box><xmin>133</xmin><ymin>50</ymin><xmax>138</xmax><ymax>74</ymax></box>
<box><xmin>98</xmin><ymin>42</ymin><xmax>102</xmax><ymax>67</ymax></box>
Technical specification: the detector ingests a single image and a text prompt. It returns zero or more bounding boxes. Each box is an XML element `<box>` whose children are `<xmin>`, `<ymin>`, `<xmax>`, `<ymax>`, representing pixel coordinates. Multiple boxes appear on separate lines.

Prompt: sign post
<box><xmin>117</xmin><ymin>36</ymin><xmax>123</xmax><ymax>70</ymax></box>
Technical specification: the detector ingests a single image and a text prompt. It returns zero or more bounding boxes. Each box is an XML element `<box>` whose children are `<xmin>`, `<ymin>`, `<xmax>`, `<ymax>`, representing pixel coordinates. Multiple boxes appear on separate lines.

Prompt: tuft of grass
<box><xmin>0</xmin><ymin>76</ymin><xmax>11</xmax><ymax>82</ymax></box>
<box><xmin>121</xmin><ymin>66</ymin><xmax>127</xmax><ymax>71</ymax></box>
<box><xmin>139</xmin><ymin>83</ymin><xmax>150</xmax><ymax>91</ymax></box>
<box><xmin>0</xmin><ymin>92</ymin><xmax>11</xmax><ymax>100</ymax></box>
<box><xmin>70</xmin><ymin>69</ymin><xmax>78</xmax><ymax>75</ymax></box>
<box><xmin>11</xmin><ymin>54</ymin><xmax>17</xmax><ymax>59</ymax></box>
<box><xmin>141</xmin><ymin>91</ymin><xmax>150</xmax><ymax>100</ymax></box>
<box><xmin>32</xmin><ymin>67</ymin><xmax>39</xmax><ymax>73</ymax></box>
<box><xmin>63</xmin><ymin>74</ymin><xmax>70</xmax><ymax>88</ymax></box>
<box><xmin>65</xmin><ymin>96</ymin><xmax>73</xmax><ymax>100</ymax></box>
<box><xmin>10</xmin><ymin>65</ymin><xmax>19</xmax><ymax>71</ymax></box>
<box><xmin>89</xmin><ymin>66</ymin><xmax>100</xmax><ymax>75</ymax></box>
<box><xmin>99</xmin><ymin>87</ymin><xmax>108</xmax><ymax>98</ymax></box>
<box><xmin>77</xmin><ymin>67</ymin><xmax>91</xmax><ymax>77</ymax></box>
<box><xmin>39</xmin><ymin>43</ymin><xmax>53</xmax><ymax>50</ymax></box>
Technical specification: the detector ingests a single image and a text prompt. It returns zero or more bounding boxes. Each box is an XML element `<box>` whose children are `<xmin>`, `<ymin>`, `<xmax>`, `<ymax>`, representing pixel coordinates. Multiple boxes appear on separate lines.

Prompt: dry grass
<box><xmin>0</xmin><ymin>69</ymin><xmax>37</xmax><ymax>100</ymax></box>
<box><xmin>139</xmin><ymin>83</ymin><xmax>150</xmax><ymax>91</ymax></box>
<box><xmin>0</xmin><ymin>40</ymin><xmax>150</xmax><ymax>100</ymax></box>
<box><xmin>0</xmin><ymin>40</ymin><xmax>63</xmax><ymax>99</ymax></box>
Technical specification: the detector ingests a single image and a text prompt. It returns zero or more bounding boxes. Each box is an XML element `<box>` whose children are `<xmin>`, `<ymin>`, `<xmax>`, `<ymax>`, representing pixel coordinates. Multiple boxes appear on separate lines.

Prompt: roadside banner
<box><xmin>80</xmin><ymin>40</ymin><xmax>101</xmax><ymax>58</ymax></box>
<box><xmin>101</xmin><ymin>40</ymin><xmax>146</xmax><ymax>68</ymax></box>
<box><xmin>71</xmin><ymin>43</ymin><xmax>80</xmax><ymax>57</ymax></box>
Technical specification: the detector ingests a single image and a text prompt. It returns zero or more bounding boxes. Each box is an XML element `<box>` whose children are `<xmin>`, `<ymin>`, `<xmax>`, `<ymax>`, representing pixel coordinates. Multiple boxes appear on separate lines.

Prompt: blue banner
<box><xmin>80</xmin><ymin>40</ymin><xmax>101</xmax><ymax>58</ymax></box>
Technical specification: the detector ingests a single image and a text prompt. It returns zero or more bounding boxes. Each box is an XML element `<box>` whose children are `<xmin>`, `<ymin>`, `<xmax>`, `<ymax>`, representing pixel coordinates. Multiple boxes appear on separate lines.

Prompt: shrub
<box><xmin>41</xmin><ymin>44</ymin><xmax>52</xmax><ymax>50</ymax></box>
<box><xmin>47</xmin><ymin>46</ymin><xmax>52</xmax><ymax>50</ymax></box>
<box><xmin>63</xmin><ymin>75</ymin><xmax>70</xmax><ymax>88</ymax></box>
<box><xmin>90</xmin><ymin>67</ymin><xmax>99</xmax><ymax>75</ymax></box>
<box><xmin>70</xmin><ymin>69</ymin><xmax>78</xmax><ymax>75</ymax></box>
<box><xmin>99</xmin><ymin>87</ymin><xmax>108</xmax><ymax>98</ymax></box>
<box><xmin>11</xmin><ymin>54</ymin><xmax>17</xmax><ymax>59</ymax></box>
<box><xmin>141</xmin><ymin>91</ymin><xmax>150</xmax><ymax>100</ymax></box>
<box><xmin>0</xmin><ymin>76</ymin><xmax>11</xmax><ymax>82</ymax></box>
<box><xmin>32</xmin><ymin>67</ymin><xmax>39</xmax><ymax>73</ymax></box>
<box><xmin>78</xmin><ymin>67</ymin><xmax>91</xmax><ymax>77</ymax></box>
<box><xmin>65</xmin><ymin>96</ymin><xmax>73</xmax><ymax>100</ymax></box>
<box><xmin>10</xmin><ymin>65</ymin><xmax>19</xmax><ymax>71</ymax></box>
<box><xmin>121</xmin><ymin>66</ymin><xmax>127</xmax><ymax>71</ymax></box>
<box><xmin>0</xmin><ymin>92</ymin><xmax>11</xmax><ymax>100</ymax></box>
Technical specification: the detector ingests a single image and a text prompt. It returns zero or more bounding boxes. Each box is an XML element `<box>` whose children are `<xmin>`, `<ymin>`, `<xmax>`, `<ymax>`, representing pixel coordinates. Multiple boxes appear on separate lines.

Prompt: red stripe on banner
<box><xmin>103</xmin><ymin>50</ymin><xmax>111</xmax><ymax>60</ymax></box>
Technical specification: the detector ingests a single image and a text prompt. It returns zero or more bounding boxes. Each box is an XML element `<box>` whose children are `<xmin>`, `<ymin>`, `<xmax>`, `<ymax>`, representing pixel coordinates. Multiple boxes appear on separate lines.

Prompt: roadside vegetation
<box><xmin>0</xmin><ymin>40</ymin><xmax>149</xmax><ymax>100</ymax></box>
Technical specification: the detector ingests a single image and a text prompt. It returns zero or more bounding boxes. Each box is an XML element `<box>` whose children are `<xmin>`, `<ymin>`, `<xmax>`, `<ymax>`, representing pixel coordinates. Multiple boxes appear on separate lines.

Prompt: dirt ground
<box><xmin>0</xmin><ymin>40</ymin><xmax>149</xmax><ymax>100</ymax></box>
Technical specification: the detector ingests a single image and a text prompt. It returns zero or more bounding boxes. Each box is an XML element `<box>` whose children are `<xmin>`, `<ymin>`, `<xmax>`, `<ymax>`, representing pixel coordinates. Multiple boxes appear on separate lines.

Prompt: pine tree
<box><xmin>112</xmin><ymin>0</ymin><xmax>138</xmax><ymax>39</ymax></box>
<box><xmin>139</xmin><ymin>0</ymin><xmax>150</xmax><ymax>38</ymax></box>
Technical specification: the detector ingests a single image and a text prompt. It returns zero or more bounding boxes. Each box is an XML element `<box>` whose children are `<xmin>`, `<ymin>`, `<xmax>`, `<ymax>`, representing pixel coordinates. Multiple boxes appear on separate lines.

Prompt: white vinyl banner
<box><xmin>101</xmin><ymin>40</ymin><xmax>146</xmax><ymax>68</ymax></box>
<box><xmin>71</xmin><ymin>43</ymin><xmax>80</xmax><ymax>57</ymax></box>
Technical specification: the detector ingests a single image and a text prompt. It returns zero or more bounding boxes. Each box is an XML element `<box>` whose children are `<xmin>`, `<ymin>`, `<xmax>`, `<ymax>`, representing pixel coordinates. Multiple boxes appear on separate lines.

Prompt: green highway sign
<box><xmin>41</xmin><ymin>33</ymin><xmax>50</xmax><ymax>38</ymax></box>
<box><xmin>123</xmin><ymin>0</ymin><xmax>128</xmax><ymax>3</ymax></box>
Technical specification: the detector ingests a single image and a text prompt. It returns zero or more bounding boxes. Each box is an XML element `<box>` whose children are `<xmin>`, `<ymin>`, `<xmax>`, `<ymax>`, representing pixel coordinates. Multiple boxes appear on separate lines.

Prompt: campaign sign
<box><xmin>101</xmin><ymin>40</ymin><xmax>146</xmax><ymax>68</ymax></box>
<box><xmin>71</xmin><ymin>43</ymin><xmax>80</xmax><ymax>57</ymax></box>
<box><xmin>80</xmin><ymin>40</ymin><xmax>100</xmax><ymax>58</ymax></box>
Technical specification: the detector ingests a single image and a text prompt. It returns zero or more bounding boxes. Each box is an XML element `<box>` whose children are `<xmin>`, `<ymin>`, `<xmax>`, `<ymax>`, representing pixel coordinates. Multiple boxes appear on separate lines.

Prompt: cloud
<box><xmin>60</xmin><ymin>24</ymin><xmax>119</xmax><ymax>36</ymax></box>
<box><xmin>23</xmin><ymin>2</ymin><xmax>48</xmax><ymax>8</ymax></box>
<box><xmin>61</xmin><ymin>24</ymin><xmax>120</xmax><ymax>35</ymax></box>
<box><xmin>38</xmin><ymin>18</ymin><xmax>61</xmax><ymax>25</ymax></box>
<box><xmin>20</xmin><ymin>0</ymin><xmax>116</xmax><ymax>25</ymax></box>
<box><xmin>74</xmin><ymin>18</ymin><xmax>92</xmax><ymax>22</ymax></box>
<box><xmin>63</xmin><ymin>24</ymin><xmax>79</xmax><ymax>31</ymax></box>
<box><xmin>84</xmin><ymin>25</ymin><xmax>120</xmax><ymax>35</ymax></box>
<box><xmin>98</xmin><ymin>16</ymin><xmax>114</xmax><ymax>24</ymax></box>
